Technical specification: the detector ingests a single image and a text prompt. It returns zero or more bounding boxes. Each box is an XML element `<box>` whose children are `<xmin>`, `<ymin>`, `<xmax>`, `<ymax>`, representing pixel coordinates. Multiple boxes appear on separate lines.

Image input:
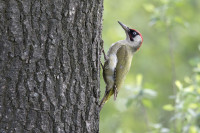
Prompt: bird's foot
<box><xmin>100</xmin><ymin>40</ymin><xmax>108</xmax><ymax>61</ymax></box>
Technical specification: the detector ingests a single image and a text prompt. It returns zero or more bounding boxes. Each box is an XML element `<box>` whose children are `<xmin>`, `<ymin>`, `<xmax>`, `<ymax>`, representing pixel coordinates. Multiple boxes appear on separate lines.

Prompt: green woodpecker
<box><xmin>100</xmin><ymin>21</ymin><xmax>143</xmax><ymax>110</ymax></box>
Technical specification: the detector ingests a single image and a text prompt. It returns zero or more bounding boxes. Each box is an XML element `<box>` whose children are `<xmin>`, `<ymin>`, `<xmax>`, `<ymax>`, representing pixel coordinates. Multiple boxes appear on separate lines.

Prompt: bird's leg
<box><xmin>113</xmin><ymin>69</ymin><xmax>118</xmax><ymax>100</ymax></box>
<box><xmin>100</xmin><ymin>40</ymin><xmax>108</xmax><ymax>61</ymax></box>
<box><xmin>102</xmin><ymin>49</ymin><xmax>107</xmax><ymax>61</ymax></box>
<box><xmin>100</xmin><ymin>40</ymin><xmax>107</xmax><ymax>70</ymax></box>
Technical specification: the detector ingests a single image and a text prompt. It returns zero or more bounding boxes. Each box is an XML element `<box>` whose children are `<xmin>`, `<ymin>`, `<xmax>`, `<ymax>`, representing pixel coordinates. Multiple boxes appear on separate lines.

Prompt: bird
<box><xmin>99</xmin><ymin>21</ymin><xmax>143</xmax><ymax>110</ymax></box>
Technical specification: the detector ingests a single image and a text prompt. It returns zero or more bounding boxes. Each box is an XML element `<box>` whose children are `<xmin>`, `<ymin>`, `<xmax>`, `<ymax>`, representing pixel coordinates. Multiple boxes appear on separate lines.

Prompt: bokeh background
<box><xmin>100</xmin><ymin>0</ymin><xmax>200</xmax><ymax>133</ymax></box>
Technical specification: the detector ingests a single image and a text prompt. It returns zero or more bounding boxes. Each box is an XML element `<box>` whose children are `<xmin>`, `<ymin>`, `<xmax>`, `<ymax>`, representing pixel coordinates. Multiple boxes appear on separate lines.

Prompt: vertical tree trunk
<box><xmin>0</xmin><ymin>0</ymin><xmax>103</xmax><ymax>132</ymax></box>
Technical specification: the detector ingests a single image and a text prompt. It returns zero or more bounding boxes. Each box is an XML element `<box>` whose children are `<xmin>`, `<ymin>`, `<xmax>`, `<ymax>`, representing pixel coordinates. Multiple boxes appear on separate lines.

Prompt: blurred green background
<box><xmin>100</xmin><ymin>0</ymin><xmax>200</xmax><ymax>133</ymax></box>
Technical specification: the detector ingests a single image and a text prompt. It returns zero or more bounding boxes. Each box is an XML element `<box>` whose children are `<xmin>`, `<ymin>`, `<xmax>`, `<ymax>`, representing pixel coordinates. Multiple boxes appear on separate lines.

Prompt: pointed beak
<box><xmin>118</xmin><ymin>21</ymin><xmax>130</xmax><ymax>33</ymax></box>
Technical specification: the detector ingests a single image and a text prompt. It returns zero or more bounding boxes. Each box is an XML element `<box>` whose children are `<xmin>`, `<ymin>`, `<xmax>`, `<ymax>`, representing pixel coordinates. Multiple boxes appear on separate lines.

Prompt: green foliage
<box><xmin>156</xmin><ymin>63</ymin><xmax>200</xmax><ymax>133</ymax></box>
<box><xmin>100</xmin><ymin>0</ymin><xmax>200</xmax><ymax>132</ymax></box>
<box><xmin>126</xmin><ymin>74</ymin><xmax>157</xmax><ymax>108</ymax></box>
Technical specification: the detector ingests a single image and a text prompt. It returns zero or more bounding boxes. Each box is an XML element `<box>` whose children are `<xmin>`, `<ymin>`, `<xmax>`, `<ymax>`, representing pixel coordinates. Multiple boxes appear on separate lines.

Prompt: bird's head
<box><xmin>118</xmin><ymin>21</ymin><xmax>143</xmax><ymax>50</ymax></box>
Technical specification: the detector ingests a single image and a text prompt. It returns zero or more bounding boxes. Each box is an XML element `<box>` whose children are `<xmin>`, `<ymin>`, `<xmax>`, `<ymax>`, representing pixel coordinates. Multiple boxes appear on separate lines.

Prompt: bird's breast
<box><xmin>108</xmin><ymin>54</ymin><xmax>118</xmax><ymax>71</ymax></box>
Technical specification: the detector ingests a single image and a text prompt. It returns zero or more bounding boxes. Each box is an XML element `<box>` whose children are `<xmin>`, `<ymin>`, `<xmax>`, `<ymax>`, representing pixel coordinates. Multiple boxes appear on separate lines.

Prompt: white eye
<box><xmin>133</xmin><ymin>32</ymin><xmax>137</xmax><ymax>35</ymax></box>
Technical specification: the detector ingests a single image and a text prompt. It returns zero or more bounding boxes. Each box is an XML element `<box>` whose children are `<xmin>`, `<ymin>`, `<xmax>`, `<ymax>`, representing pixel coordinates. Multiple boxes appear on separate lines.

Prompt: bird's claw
<box><xmin>100</xmin><ymin>40</ymin><xmax>108</xmax><ymax>61</ymax></box>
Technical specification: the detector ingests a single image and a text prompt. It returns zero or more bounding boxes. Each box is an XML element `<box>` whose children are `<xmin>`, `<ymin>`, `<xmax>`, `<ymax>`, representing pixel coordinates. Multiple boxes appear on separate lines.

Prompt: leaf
<box><xmin>197</xmin><ymin>88</ymin><xmax>200</xmax><ymax>94</ymax></box>
<box><xmin>195</xmin><ymin>74</ymin><xmax>200</xmax><ymax>82</ymax></box>
<box><xmin>183</xmin><ymin>85</ymin><xmax>194</xmax><ymax>93</ymax></box>
<box><xmin>184</xmin><ymin>76</ymin><xmax>192</xmax><ymax>84</ymax></box>
<box><xmin>188</xmin><ymin>109</ymin><xmax>196</xmax><ymax>117</ymax></box>
<box><xmin>136</xmin><ymin>74</ymin><xmax>143</xmax><ymax>87</ymax></box>
<box><xmin>151</xmin><ymin>123</ymin><xmax>162</xmax><ymax>129</ymax></box>
<box><xmin>142</xmin><ymin>99</ymin><xmax>153</xmax><ymax>108</ymax></box>
<box><xmin>174</xmin><ymin>16</ymin><xmax>184</xmax><ymax>25</ymax></box>
<box><xmin>188</xmin><ymin>103</ymin><xmax>198</xmax><ymax>109</ymax></box>
<box><xmin>163</xmin><ymin>104</ymin><xmax>174</xmax><ymax>111</ymax></box>
<box><xmin>143</xmin><ymin>89</ymin><xmax>157</xmax><ymax>99</ymax></box>
<box><xmin>160</xmin><ymin>127</ymin><xmax>170</xmax><ymax>133</ymax></box>
<box><xmin>189</xmin><ymin>126</ymin><xmax>198</xmax><ymax>133</ymax></box>
<box><xmin>143</xmin><ymin>4</ymin><xmax>155</xmax><ymax>12</ymax></box>
<box><xmin>175</xmin><ymin>80</ymin><xmax>183</xmax><ymax>90</ymax></box>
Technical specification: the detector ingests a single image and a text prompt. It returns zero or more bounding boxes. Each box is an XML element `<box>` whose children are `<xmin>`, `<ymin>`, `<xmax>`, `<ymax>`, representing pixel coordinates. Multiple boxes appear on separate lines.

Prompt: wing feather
<box><xmin>115</xmin><ymin>45</ymin><xmax>133</xmax><ymax>90</ymax></box>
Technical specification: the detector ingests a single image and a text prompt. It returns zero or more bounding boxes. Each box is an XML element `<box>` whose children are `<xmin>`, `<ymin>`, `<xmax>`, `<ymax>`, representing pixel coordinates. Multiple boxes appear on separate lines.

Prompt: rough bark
<box><xmin>0</xmin><ymin>0</ymin><xmax>103</xmax><ymax>133</ymax></box>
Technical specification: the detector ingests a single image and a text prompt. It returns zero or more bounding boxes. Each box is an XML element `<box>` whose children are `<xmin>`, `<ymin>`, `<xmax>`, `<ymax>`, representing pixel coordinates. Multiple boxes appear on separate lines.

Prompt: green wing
<box><xmin>115</xmin><ymin>45</ymin><xmax>133</xmax><ymax>91</ymax></box>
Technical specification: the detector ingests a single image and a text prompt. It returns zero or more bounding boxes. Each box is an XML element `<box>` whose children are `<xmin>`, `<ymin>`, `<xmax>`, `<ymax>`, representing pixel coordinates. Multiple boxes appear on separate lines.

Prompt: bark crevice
<box><xmin>0</xmin><ymin>0</ymin><xmax>103</xmax><ymax>132</ymax></box>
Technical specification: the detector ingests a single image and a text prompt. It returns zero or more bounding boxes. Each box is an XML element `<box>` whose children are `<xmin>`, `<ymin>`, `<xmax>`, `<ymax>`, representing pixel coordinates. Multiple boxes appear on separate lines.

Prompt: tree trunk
<box><xmin>0</xmin><ymin>0</ymin><xmax>103</xmax><ymax>132</ymax></box>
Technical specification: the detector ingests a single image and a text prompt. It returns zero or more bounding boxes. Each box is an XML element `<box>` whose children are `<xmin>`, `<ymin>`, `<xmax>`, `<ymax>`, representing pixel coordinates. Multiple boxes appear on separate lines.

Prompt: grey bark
<box><xmin>0</xmin><ymin>0</ymin><xmax>103</xmax><ymax>133</ymax></box>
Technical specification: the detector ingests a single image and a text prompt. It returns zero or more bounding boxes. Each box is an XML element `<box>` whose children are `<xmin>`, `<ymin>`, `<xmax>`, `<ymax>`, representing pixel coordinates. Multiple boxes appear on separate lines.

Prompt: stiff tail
<box><xmin>99</xmin><ymin>90</ymin><xmax>113</xmax><ymax>111</ymax></box>
<box><xmin>99</xmin><ymin>94</ymin><xmax>107</xmax><ymax>111</ymax></box>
